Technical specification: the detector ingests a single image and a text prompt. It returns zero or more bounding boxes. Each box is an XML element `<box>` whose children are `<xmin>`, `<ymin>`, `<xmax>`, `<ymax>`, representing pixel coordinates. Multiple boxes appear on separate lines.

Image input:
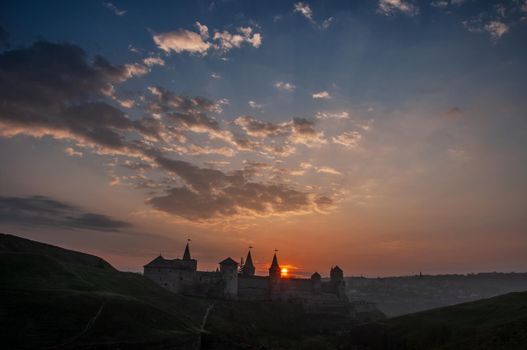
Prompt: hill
<box><xmin>343</xmin><ymin>291</ymin><xmax>527</xmax><ymax>349</ymax></box>
<box><xmin>0</xmin><ymin>233</ymin><xmax>356</xmax><ymax>349</ymax></box>
<box><xmin>0</xmin><ymin>233</ymin><xmax>211</xmax><ymax>349</ymax></box>
<box><xmin>347</xmin><ymin>274</ymin><xmax>527</xmax><ymax>317</ymax></box>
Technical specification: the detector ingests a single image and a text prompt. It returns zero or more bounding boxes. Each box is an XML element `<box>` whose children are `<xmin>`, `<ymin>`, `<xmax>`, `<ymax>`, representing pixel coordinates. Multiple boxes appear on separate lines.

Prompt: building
<box><xmin>144</xmin><ymin>243</ymin><xmax>353</xmax><ymax>315</ymax></box>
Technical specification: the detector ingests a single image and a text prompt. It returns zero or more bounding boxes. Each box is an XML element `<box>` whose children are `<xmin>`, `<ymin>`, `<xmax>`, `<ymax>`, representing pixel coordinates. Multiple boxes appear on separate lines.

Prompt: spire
<box><xmin>269</xmin><ymin>250</ymin><xmax>280</xmax><ymax>272</ymax></box>
<box><xmin>183</xmin><ymin>240</ymin><xmax>191</xmax><ymax>260</ymax></box>
<box><xmin>242</xmin><ymin>248</ymin><xmax>255</xmax><ymax>276</ymax></box>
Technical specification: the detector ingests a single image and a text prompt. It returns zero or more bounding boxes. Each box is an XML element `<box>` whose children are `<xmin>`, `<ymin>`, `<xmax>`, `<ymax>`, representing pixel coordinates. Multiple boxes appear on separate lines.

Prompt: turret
<box><xmin>241</xmin><ymin>249</ymin><xmax>255</xmax><ymax>276</ymax></box>
<box><xmin>330</xmin><ymin>265</ymin><xmax>346</xmax><ymax>300</ymax></box>
<box><xmin>268</xmin><ymin>252</ymin><xmax>281</xmax><ymax>300</ymax></box>
<box><xmin>183</xmin><ymin>242</ymin><xmax>191</xmax><ymax>260</ymax></box>
<box><xmin>219</xmin><ymin>257</ymin><xmax>239</xmax><ymax>299</ymax></box>
<box><xmin>311</xmin><ymin>272</ymin><xmax>321</xmax><ymax>294</ymax></box>
<box><xmin>181</xmin><ymin>241</ymin><xmax>197</xmax><ymax>271</ymax></box>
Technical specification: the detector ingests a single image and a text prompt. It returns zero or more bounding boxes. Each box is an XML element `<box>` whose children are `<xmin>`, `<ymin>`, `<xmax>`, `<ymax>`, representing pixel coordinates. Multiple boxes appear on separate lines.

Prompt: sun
<box><xmin>281</xmin><ymin>267</ymin><xmax>288</xmax><ymax>276</ymax></box>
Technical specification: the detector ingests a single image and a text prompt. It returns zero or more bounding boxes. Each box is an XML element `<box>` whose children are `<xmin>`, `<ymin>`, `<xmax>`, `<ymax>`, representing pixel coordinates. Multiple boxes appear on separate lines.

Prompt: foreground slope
<box><xmin>0</xmin><ymin>233</ymin><xmax>357</xmax><ymax>350</ymax></box>
<box><xmin>0</xmin><ymin>233</ymin><xmax>210</xmax><ymax>349</ymax></box>
<box><xmin>344</xmin><ymin>290</ymin><xmax>527</xmax><ymax>349</ymax></box>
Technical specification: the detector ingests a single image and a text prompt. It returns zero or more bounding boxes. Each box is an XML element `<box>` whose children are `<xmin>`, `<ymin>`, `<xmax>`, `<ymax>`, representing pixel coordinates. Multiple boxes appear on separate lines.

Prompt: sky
<box><xmin>0</xmin><ymin>0</ymin><xmax>526</xmax><ymax>277</ymax></box>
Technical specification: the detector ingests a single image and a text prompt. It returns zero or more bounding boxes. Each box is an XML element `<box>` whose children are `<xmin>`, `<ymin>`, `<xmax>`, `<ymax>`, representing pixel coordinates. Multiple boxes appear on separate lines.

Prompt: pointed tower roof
<box><xmin>245</xmin><ymin>250</ymin><xmax>254</xmax><ymax>269</ymax></box>
<box><xmin>241</xmin><ymin>249</ymin><xmax>255</xmax><ymax>276</ymax></box>
<box><xmin>183</xmin><ymin>242</ymin><xmax>191</xmax><ymax>260</ymax></box>
<box><xmin>332</xmin><ymin>265</ymin><xmax>343</xmax><ymax>272</ymax></box>
<box><xmin>311</xmin><ymin>272</ymin><xmax>321</xmax><ymax>280</ymax></box>
<box><xmin>269</xmin><ymin>252</ymin><xmax>280</xmax><ymax>271</ymax></box>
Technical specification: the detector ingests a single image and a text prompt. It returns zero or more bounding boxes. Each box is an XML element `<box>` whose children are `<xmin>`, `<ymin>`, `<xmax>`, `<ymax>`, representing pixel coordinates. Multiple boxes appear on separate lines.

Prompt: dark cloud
<box><xmin>234</xmin><ymin>115</ymin><xmax>289</xmax><ymax>138</ymax></box>
<box><xmin>0</xmin><ymin>41</ymin><xmax>160</xmax><ymax>151</ymax></box>
<box><xmin>147</xmin><ymin>157</ymin><xmax>319</xmax><ymax>220</ymax></box>
<box><xmin>0</xmin><ymin>195</ymin><xmax>130</xmax><ymax>232</ymax></box>
<box><xmin>233</xmin><ymin>116</ymin><xmax>325</xmax><ymax>147</ymax></box>
<box><xmin>147</xmin><ymin>86</ymin><xmax>222</xmax><ymax>133</ymax></box>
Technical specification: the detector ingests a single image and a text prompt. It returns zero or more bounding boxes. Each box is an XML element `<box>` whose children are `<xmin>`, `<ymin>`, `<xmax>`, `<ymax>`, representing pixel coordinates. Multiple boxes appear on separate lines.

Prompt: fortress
<box><xmin>144</xmin><ymin>243</ymin><xmax>352</xmax><ymax>315</ymax></box>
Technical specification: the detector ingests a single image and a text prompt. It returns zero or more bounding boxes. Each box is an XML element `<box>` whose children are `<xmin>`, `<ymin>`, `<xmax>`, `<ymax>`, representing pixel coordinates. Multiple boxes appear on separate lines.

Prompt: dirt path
<box><xmin>195</xmin><ymin>302</ymin><xmax>215</xmax><ymax>350</ymax></box>
<box><xmin>45</xmin><ymin>301</ymin><xmax>106</xmax><ymax>349</ymax></box>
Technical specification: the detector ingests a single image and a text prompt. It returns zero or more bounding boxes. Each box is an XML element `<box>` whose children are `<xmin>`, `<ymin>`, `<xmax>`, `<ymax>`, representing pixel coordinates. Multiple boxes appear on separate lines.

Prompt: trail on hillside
<box><xmin>45</xmin><ymin>300</ymin><xmax>106</xmax><ymax>349</ymax></box>
<box><xmin>196</xmin><ymin>302</ymin><xmax>215</xmax><ymax>350</ymax></box>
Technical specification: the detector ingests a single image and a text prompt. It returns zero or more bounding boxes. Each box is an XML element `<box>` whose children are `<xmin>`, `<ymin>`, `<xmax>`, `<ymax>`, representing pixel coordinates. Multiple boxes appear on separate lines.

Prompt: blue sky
<box><xmin>0</xmin><ymin>0</ymin><xmax>526</xmax><ymax>276</ymax></box>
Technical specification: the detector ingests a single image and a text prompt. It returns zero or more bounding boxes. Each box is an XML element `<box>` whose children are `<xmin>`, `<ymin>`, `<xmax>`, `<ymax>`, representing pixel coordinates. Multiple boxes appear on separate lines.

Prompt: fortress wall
<box><xmin>144</xmin><ymin>267</ymin><xmax>195</xmax><ymax>293</ymax></box>
<box><xmin>321</xmin><ymin>281</ymin><xmax>335</xmax><ymax>293</ymax></box>
<box><xmin>280</xmin><ymin>278</ymin><xmax>312</xmax><ymax>292</ymax></box>
<box><xmin>238</xmin><ymin>275</ymin><xmax>269</xmax><ymax>300</ymax></box>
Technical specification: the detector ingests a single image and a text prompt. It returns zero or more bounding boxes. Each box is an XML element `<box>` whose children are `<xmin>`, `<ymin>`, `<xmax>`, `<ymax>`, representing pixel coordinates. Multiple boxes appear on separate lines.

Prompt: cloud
<box><xmin>332</xmin><ymin>131</ymin><xmax>362</xmax><ymax>149</ymax></box>
<box><xmin>153</xmin><ymin>29</ymin><xmax>211</xmax><ymax>54</ymax></box>
<box><xmin>212</xmin><ymin>26</ymin><xmax>262</xmax><ymax>52</ymax></box>
<box><xmin>312</xmin><ymin>91</ymin><xmax>331</xmax><ymax>100</ymax></box>
<box><xmin>196</xmin><ymin>21</ymin><xmax>209</xmax><ymax>39</ymax></box>
<box><xmin>103</xmin><ymin>1</ymin><xmax>126</xmax><ymax>16</ymax></box>
<box><xmin>0</xmin><ymin>195</ymin><xmax>130</xmax><ymax>231</ymax></box>
<box><xmin>153</xmin><ymin>23</ymin><xmax>262</xmax><ymax>56</ymax></box>
<box><xmin>234</xmin><ymin>116</ymin><xmax>289</xmax><ymax>138</ymax></box>
<box><xmin>64</xmin><ymin>147</ymin><xmax>83</xmax><ymax>157</ymax></box>
<box><xmin>377</xmin><ymin>0</ymin><xmax>418</xmax><ymax>16</ymax></box>
<box><xmin>233</xmin><ymin>116</ymin><xmax>326</xmax><ymax>147</ymax></box>
<box><xmin>148</xmin><ymin>157</ymin><xmax>324</xmax><ymax>220</ymax></box>
<box><xmin>430</xmin><ymin>1</ymin><xmax>448</xmax><ymax>9</ymax></box>
<box><xmin>0</xmin><ymin>41</ymin><xmax>164</xmax><ymax>153</ymax></box>
<box><xmin>484</xmin><ymin>21</ymin><xmax>509</xmax><ymax>41</ymax></box>
<box><xmin>147</xmin><ymin>86</ymin><xmax>223</xmax><ymax>134</ymax></box>
<box><xmin>274</xmin><ymin>81</ymin><xmax>296</xmax><ymax>92</ymax></box>
<box><xmin>142</xmin><ymin>56</ymin><xmax>165</xmax><ymax>67</ymax></box>
<box><xmin>0</xmin><ymin>40</ymin><xmax>336</xmax><ymax>223</ymax></box>
<box><xmin>289</xmin><ymin>118</ymin><xmax>327</xmax><ymax>146</ymax></box>
<box><xmin>248</xmin><ymin>100</ymin><xmax>264</xmax><ymax>109</ymax></box>
<box><xmin>293</xmin><ymin>2</ymin><xmax>333</xmax><ymax>29</ymax></box>
<box><xmin>211</xmin><ymin>72</ymin><xmax>221</xmax><ymax>79</ymax></box>
<box><xmin>316</xmin><ymin>166</ymin><xmax>342</xmax><ymax>175</ymax></box>
<box><xmin>315</xmin><ymin>111</ymin><xmax>350</xmax><ymax>119</ymax></box>
<box><xmin>294</xmin><ymin>2</ymin><xmax>313</xmax><ymax>21</ymax></box>
<box><xmin>463</xmin><ymin>15</ymin><xmax>509</xmax><ymax>42</ymax></box>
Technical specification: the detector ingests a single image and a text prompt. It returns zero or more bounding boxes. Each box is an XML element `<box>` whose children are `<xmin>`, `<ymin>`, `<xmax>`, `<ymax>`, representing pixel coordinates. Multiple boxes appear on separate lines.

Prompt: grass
<box><xmin>0</xmin><ymin>233</ymin><xmax>210</xmax><ymax>349</ymax></box>
<box><xmin>343</xmin><ymin>291</ymin><xmax>527</xmax><ymax>349</ymax></box>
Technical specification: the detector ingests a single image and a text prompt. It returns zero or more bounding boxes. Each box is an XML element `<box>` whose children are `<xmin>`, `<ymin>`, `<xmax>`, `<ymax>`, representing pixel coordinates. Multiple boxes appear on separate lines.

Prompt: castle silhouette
<box><xmin>144</xmin><ymin>242</ymin><xmax>351</xmax><ymax>314</ymax></box>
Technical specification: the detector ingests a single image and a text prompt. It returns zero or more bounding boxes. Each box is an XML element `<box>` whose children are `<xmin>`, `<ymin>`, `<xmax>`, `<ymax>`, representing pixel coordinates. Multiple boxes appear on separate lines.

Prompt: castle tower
<box><xmin>330</xmin><ymin>265</ymin><xmax>346</xmax><ymax>300</ymax></box>
<box><xmin>311</xmin><ymin>272</ymin><xmax>321</xmax><ymax>294</ymax></box>
<box><xmin>241</xmin><ymin>249</ymin><xmax>255</xmax><ymax>276</ymax></box>
<box><xmin>183</xmin><ymin>242</ymin><xmax>191</xmax><ymax>260</ymax></box>
<box><xmin>181</xmin><ymin>241</ymin><xmax>197</xmax><ymax>271</ymax></box>
<box><xmin>268</xmin><ymin>252</ymin><xmax>281</xmax><ymax>300</ymax></box>
<box><xmin>219</xmin><ymin>257</ymin><xmax>239</xmax><ymax>299</ymax></box>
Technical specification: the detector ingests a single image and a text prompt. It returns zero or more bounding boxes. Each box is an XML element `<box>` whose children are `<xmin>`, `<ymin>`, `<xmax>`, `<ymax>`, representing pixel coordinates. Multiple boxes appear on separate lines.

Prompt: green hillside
<box><xmin>343</xmin><ymin>291</ymin><xmax>527</xmax><ymax>349</ymax></box>
<box><xmin>0</xmin><ymin>233</ymin><xmax>209</xmax><ymax>349</ymax></box>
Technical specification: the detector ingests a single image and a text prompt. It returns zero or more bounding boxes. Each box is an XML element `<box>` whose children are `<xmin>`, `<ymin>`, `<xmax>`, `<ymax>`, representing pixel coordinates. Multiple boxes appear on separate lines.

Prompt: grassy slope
<box><xmin>0</xmin><ymin>233</ymin><xmax>359</xmax><ymax>350</ymax></box>
<box><xmin>344</xmin><ymin>291</ymin><xmax>527</xmax><ymax>350</ymax></box>
<box><xmin>0</xmin><ymin>233</ymin><xmax>210</xmax><ymax>349</ymax></box>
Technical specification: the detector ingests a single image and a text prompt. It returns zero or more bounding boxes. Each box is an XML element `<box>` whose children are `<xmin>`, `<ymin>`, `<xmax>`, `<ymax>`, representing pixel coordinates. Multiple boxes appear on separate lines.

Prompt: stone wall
<box><xmin>238</xmin><ymin>275</ymin><xmax>269</xmax><ymax>300</ymax></box>
<box><xmin>144</xmin><ymin>266</ymin><xmax>196</xmax><ymax>293</ymax></box>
